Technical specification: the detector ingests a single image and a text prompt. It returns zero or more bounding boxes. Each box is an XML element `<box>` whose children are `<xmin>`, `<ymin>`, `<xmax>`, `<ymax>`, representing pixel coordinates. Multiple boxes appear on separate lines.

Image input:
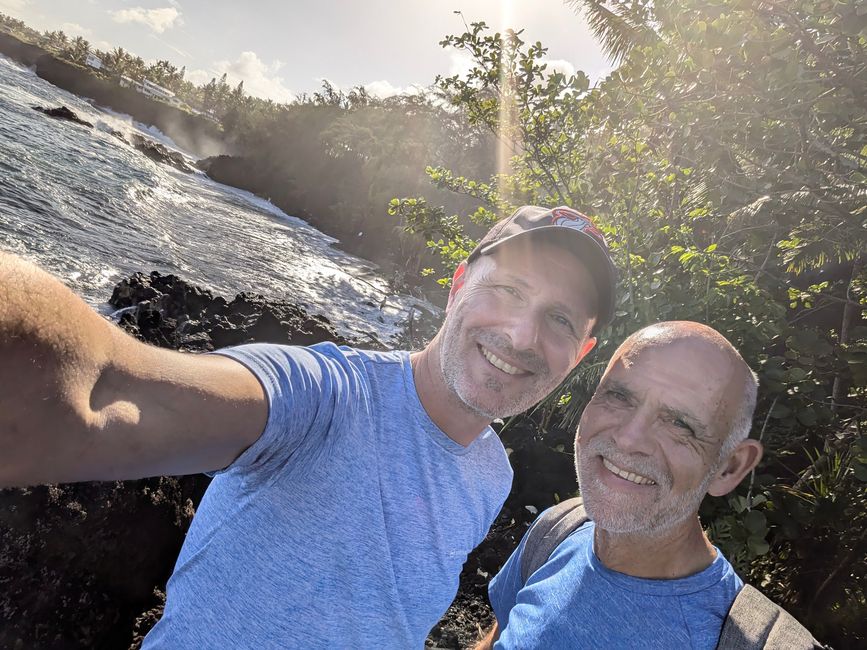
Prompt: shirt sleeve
<box><xmin>209</xmin><ymin>342</ymin><xmax>358</xmax><ymax>477</ymax></box>
<box><xmin>488</xmin><ymin>523</ymin><xmax>531</xmax><ymax>632</ymax></box>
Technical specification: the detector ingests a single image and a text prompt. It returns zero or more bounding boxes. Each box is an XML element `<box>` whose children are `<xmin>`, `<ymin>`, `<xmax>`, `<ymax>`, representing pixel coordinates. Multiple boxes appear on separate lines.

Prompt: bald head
<box><xmin>609</xmin><ymin>321</ymin><xmax>758</xmax><ymax>456</ymax></box>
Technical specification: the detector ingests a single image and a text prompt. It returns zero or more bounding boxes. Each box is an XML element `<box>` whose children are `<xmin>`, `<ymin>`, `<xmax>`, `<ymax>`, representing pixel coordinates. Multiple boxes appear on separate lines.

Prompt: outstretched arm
<box><xmin>474</xmin><ymin>621</ymin><xmax>499</xmax><ymax>650</ymax></box>
<box><xmin>0</xmin><ymin>252</ymin><xmax>267</xmax><ymax>486</ymax></box>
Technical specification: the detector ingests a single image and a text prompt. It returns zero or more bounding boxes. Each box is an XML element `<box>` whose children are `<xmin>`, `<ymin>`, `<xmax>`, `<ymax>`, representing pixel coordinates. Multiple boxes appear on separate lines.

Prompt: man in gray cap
<box><xmin>0</xmin><ymin>205</ymin><xmax>616</xmax><ymax>647</ymax></box>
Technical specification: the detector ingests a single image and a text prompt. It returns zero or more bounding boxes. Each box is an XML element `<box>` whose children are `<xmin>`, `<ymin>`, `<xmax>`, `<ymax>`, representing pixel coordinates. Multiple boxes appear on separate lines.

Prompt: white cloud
<box><xmin>60</xmin><ymin>22</ymin><xmax>92</xmax><ymax>38</ymax></box>
<box><xmin>363</xmin><ymin>80</ymin><xmax>424</xmax><ymax>99</ymax></box>
<box><xmin>191</xmin><ymin>52</ymin><xmax>294</xmax><ymax>103</ymax></box>
<box><xmin>446</xmin><ymin>47</ymin><xmax>475</xmax><ymax>79</ymax></box>
<box><xmin>110</xmin><ymin>7</ymin><xmax>181</xmax><ymax>34</ymax></box>
<box><xmin>223</xmin><ymin>51</ymin><xmax>294</xmax><ymax>102</ymax></box>
<box><xmin>185</xmin><ymin>67</ymin><xmax>212</xmax><ymax>86</ymax></box>
<box><xmin>0</xmin><ymin>0</ymin><xmax>29</xmax><ymax>11</ymax></box>
<box><xmin>543</xmin><ymin>58</ymin><xmax>576</xmax><ymax>78</ymax></box>
<box><xmin>443</xmin><ymin>47</ymin><xmax>580</xmax><ymax>84</ymax></box>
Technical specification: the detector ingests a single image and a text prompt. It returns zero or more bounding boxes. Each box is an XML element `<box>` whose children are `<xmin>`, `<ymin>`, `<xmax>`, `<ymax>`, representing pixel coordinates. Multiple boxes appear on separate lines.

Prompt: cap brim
<box><xmin>479</xmin><ymin>226</ymin><xmax>617</xmax><ymax>334</ymax></box>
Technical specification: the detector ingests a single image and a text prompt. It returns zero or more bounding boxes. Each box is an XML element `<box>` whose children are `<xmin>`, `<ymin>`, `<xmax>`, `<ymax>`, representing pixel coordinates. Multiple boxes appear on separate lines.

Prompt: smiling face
<box><xmin>576</xmin><ymin>336</ymin><xmax>744</xmax><ymax>535</ymax></box>
<box><xmin>438</xmin><ymin>236</ymin><xmax>598</xmax><ymax>420</ymax></box>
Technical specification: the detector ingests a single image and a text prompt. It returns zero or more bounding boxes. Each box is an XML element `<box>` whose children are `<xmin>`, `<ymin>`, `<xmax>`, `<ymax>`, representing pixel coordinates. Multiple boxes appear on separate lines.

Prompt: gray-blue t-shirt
<box><xmin>142</xmin><ymin>342</ymin><xmax>513</xmax><ymax>648</ymax></box>
<box><xmin>489</xmin><ymin>518</ymin><xmax>743</xmax><ymax>649</ymax></box>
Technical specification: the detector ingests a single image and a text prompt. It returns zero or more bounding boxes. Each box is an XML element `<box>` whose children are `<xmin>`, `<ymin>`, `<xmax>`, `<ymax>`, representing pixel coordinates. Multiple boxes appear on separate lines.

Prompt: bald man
<box><xmin>479</xmin><ymin>322</ymin><xmax>774</xmax><ymax>649</ymax></box>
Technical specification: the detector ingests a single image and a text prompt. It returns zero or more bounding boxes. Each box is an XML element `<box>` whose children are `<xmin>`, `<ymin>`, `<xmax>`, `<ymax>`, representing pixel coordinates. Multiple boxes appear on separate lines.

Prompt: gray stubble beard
<box><xmin>575</xmin><ymin>436</ymin><xmax>718</xmax><ymax>536</ymax></box>
<box><xmin>439</xmin><ymin>323</ymin><xmax>551</xmax><ymax>421</ymax></box>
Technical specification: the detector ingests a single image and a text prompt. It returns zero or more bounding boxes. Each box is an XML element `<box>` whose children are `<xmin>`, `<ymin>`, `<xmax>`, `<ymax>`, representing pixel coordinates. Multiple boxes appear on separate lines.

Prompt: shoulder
<box><xmin>346</xmin><ymin>345</ymin><xmax>408</xmax><ymax>368</ymax></box>
<box><xmin>215</xmin><ymin>341</ymin><xmax>381</xmax><ymax>380</ymax></box>
<box><xmin>474</xmin><ymin>427</ymin><xmax>511</xmax><ymax>463</ymax></box>
<box><xmin>321</xmin><ymin>344</ymin><xmax>409</xmax><ymax>385</ymax></box>
<box><xmin>470</xmin><ymin>428</ymin><xmax>513</xmax><ymax>489</ymax></box>
<box><xmin>211</xmin><ymin>342</ymin><xmax>381</xmax><ymax>414</ymax></box>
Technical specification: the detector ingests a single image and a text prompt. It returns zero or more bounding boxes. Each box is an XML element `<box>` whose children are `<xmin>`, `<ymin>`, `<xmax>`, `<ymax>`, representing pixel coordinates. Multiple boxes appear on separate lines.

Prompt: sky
<box><xmin>0</xmin><ymin>0</ymin><xmax>613</xmax><ymax>103</ymax></box>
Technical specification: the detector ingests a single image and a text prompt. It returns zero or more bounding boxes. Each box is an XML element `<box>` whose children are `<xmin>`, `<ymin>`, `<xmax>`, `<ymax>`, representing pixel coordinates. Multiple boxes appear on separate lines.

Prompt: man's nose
<box><xmin>611</xmin><ymin>409</ymin><xmax>655</xmax><ymax>456</ymax></box>
<box><xmin>504</xmin><ymin>313</ymin><xmax>542</xmax><ymax>353</ymax></box>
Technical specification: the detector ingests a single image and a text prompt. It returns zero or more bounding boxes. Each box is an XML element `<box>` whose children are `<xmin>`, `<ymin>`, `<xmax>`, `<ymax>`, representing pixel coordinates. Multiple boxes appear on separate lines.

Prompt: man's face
<box><xmin>438</xmin><ymin>238</ymin><xmax>598</xmax><ymax>420</ymax></box>
<box><xmin>576</xmin><ymin>339</ymin><xmax>740</xmax><ymax>535</ymax></box>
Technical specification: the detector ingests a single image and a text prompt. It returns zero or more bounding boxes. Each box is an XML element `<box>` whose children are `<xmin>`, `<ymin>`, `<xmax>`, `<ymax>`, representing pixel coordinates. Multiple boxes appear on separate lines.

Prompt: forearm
<box><xmin>0</xmin><ymin>252</ymin><xmax>267</xmax><ymax>486</ymax></box>
<box><xmin>0</xmin><ymin>252</ymin><xmax>125</xmax><ymax>485</ymax></box>
<box><xmin>474</xmin><ymin>622</ymin><xmax>499</xmax><ymax>650</ymax></box>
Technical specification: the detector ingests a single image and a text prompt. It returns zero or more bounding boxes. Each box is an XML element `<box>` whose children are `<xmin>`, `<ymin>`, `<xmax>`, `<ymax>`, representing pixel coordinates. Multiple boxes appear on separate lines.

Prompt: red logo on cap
<box><xmin>550</xmin><ymin>208</ymin><xmax>605</xmax><ymax>243</ymax></box>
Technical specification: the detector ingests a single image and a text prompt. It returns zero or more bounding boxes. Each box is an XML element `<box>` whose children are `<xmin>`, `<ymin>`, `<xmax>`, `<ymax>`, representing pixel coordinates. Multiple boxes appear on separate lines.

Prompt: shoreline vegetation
<box><xmin>0</xmin><ymin>20</ymin><xmax>492</xmax><ymax>285</ymax></box>
<box><xmin>0</xmin><ymin>3</ymin><xmax>865</xmax><ymax>648</ymax></box>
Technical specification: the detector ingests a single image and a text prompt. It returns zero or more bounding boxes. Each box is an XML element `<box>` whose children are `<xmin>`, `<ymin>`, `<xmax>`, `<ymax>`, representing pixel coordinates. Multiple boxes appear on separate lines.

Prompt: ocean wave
<box><xmin>0</xmin><ymin>56</ymin><xmax>440</xmax><ymax>344</ymax></box>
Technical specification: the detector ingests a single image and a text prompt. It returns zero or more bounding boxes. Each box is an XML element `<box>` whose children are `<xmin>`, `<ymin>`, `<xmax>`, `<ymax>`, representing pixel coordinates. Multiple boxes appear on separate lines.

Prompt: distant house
<box><xmin>119</xmin><ymin>75</ymin><xmax>135</xmax><ymax>88</ymax></box>
<box><xmin>136</xmin><ymin>78</ymin><xmax>183</xmax><ymax>107</ymax></box>
<box><xmin>85</xmin><ymin>53</ymin><xmax>102</xmax><ymax>69</ymax></box>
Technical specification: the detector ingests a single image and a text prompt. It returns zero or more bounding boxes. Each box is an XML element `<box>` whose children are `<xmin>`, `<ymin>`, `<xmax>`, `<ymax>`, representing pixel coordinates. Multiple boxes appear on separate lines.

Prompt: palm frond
<box><xmin>565</xmin><ymin>1</ymin><xmax>659</xmax><ymax>63</ymax></box>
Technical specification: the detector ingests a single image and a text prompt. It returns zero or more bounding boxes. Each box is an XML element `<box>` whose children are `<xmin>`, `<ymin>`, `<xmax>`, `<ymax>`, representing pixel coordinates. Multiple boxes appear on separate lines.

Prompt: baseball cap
<box><xmin>466</xmin><ymin>205</ymin><xmax>617</xmax><ymax>334</ymax></box>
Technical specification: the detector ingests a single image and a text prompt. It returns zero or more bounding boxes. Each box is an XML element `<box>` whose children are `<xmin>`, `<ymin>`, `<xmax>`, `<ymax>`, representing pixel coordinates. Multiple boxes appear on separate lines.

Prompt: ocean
<box><xmin>0</xmin><ymin>53</ymin><xmax>436</xmax><ymax>344</ymax></box>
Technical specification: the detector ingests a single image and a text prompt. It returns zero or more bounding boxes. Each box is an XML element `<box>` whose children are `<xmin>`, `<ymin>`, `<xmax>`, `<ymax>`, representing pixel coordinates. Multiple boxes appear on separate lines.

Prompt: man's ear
<box><xmin>446</xmin><ymin>261</ymin><xmax>468</xmax><ymax>312</ymax></box>
<box><xmin>707</xmin><ymin>439</ymin><xmax>763</xmax><ymax>497</ymax></box>
<box><xmin>574</xmin><ymin>337</ymin><xmax>597</xmax><ymax>366</ymax></box>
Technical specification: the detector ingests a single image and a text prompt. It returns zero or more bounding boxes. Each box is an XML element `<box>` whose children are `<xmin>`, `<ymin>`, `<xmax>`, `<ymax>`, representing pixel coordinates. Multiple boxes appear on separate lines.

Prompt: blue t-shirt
<box><xmin>489</xmin><ymin>518</ymin><xmax>743</xmax><ymax>649</ymax></box>
<box><xmin>143</xmin><ymin>342</ymin><xmax>513</xmax><ymax>649</ymax></box>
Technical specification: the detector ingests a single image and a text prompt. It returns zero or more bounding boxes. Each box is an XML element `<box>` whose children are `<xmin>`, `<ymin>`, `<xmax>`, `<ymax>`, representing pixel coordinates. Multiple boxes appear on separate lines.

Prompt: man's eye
<box><xmin>497</xmin><ymin>285</ymin><xmax>519</xmax><ymax>297</ymax></box>
<box><xmin>607</xmin><ymin>390</ymin><xmax>628</xmax><ymax>402</ymax></box>
<box><xmin>673</xmin><ymin>419</ymin><xmax>694</xmax><ymax>434</ymax></box>
<box><xmin>552</xmin><ymin>314</ymin><xmax>574</xmax><ymax>331</ymax></box>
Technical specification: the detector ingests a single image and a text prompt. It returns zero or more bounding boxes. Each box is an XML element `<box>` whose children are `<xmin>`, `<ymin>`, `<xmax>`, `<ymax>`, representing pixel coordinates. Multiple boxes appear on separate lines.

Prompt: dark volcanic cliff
<box><xmin>0</xmin><ymin>31</ymin><xmax>225</xmax><ymax>158</ymax></box>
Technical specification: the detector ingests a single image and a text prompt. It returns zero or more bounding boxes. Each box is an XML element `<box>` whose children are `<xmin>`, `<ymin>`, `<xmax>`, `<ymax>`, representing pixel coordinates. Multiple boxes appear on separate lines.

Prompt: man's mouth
<box><xmin>602</xmin><ymin>457</ymin><xmax>657</xmax><ymax>486</ymax></box>
<box><xmin>480</xmin><ymin>345</ymin><xmax>525</xmax><ymax>376</ymax></box>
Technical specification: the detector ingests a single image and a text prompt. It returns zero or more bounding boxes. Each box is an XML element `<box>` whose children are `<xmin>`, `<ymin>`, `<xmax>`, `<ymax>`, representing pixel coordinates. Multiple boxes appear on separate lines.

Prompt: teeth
<box><xmin>602</xmin><ymin>458</ymin><xmax>656</xmax><ymax>486</ymax></box>
<box><xmin>481</xmin><ymin>347</ymin><xmax>522</xmax><ymax>375</ymax></box>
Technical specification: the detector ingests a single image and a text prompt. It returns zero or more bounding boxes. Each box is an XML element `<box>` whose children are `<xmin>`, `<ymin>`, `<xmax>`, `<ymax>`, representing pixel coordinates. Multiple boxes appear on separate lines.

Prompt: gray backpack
<box><xmin>519</xmin><ymin>497</ymin><xmax>826</xmax><ymax>650</ymax></box>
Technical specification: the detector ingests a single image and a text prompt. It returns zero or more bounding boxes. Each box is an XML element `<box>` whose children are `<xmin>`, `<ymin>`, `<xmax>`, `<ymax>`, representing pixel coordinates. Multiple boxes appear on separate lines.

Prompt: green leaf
<box><xmin>730</xmin><ymin>495</ymin><xmax>749</xmax><ymax>514</ymax></box>
<box><xmin>769</xmin><ymin>403</ymin><xmax>792</xmax><ymax>419</ymax></box>
<box><xmin>744</xmin><ymin>510</ymin><xmax>767</xmax><ymax>534</ymax></box>
<box><xmin>748</xmin><ymin>536</ymin><xmax>770</xmax><ymax>556</ymax></box>
<box><xmin>796</xmin><ymin>409</ymin><xmax>818</xmax><ymax>427</ymax></box>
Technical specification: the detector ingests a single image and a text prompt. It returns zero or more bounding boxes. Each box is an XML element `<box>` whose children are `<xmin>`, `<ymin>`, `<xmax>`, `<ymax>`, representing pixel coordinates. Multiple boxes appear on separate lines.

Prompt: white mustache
<box><xmin>582</xmin><ymin>437</ymin><xmax>670</xmax><ymax>489</ymax></box>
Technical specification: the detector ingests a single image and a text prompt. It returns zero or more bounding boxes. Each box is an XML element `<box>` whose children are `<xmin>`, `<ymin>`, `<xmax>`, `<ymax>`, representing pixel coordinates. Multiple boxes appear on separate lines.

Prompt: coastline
<box><xmin>0</xmin><ymin>30</ymin><xmax>225</xmax><ymax>158</ymax></box>
<box><xmin>0</xmin><ymin>29</ymin><xmax>430</xmax><ymax>281</ymax></box>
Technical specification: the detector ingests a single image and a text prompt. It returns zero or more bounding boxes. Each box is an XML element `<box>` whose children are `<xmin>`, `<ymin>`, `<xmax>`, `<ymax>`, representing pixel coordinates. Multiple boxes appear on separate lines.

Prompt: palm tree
<box><xmin>146</xmin><ymin>59</ymin><xmax>177</xmax><ymax>87</ymax></box>
<box><xmin>42</xmin><ymin>30</ymin><xmax>69</xmax><ymax>53</ymax></box>
<box><xmin>104</xmin><ymin>46</ymin><xmax>130</xmax><ymax>76</ymax></box>
<box><xmin>66</xmin><ymin>36</ymin><xmax>90</xmax><ymax>64</ymax></box>
<box><xmin>565</xmin><ymin>0</ymin><xmax>659</xmax><ymax>63</ymax></box>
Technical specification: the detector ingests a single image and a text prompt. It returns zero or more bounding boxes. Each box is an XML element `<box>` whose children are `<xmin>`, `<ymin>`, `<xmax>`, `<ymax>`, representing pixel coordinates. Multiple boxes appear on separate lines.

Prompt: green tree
<box><xmin>103</xmin><ymin>47</ymin><xmax>131</xmax><ymax>76</ymax></box>
<box><xmin>64</xmin><ymin>36</ymin><xmax>90</xmax><ymax>64</ymax></box>
<box><xmin>394</xmin><ymin>4</ymin><xmax>866</xmax><ymax>644</ymax></box>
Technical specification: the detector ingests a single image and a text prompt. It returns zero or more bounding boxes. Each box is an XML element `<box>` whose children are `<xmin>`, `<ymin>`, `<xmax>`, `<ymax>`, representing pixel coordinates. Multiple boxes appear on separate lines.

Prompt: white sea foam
<box><xmin>95</xmin><ymin>106</ymin><xmax>193</xmax><ymax>160</ymax></box>
<box><xmin>200</xmin><ymin>175</ymin><xmax>329</xmax><ymax>233</ymax></box>
<box><xmin>0</xmin><ymin>56</ymin><xmax>443</xmax><ymax>345</ymax></box>
<box><xmin>0</xmin><ymin>53</ymin><xmax>32</xmax><ymax>74</ymax></box>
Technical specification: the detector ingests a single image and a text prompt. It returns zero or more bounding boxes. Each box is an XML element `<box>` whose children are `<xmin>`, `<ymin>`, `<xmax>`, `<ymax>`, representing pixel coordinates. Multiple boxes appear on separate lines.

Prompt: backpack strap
<box><xmin>716</xmin><ymin>584</ymin><xmax>824</xmax><ymax>650</ymax></box>
<box><xmin>519</xmin><ymin>497</ymin><xmax>589</xmax><ymax>585</ymax></box>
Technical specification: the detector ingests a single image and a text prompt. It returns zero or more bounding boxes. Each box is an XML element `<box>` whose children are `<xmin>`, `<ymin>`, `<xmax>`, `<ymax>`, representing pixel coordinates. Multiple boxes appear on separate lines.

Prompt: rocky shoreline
<box><xmin>28</xmin><ymin>100</ymin><xmax>426</xmax><ymax>277</ymax></box>
<box><xmin>0</xmin><ymin>31</ymin><xmax>225</xmax><ymax>158</ymax></box>
<box><xmin>33</xmin><ymin>104</ymin><xmax>199</xmax><ymax>174</ymax></box>
<box><xmin>0</xmin><ymin>272</ymin><xmax>577</xmax><ymax>648</ymax></box>
<box><xmin>196</xmin><ymin>153</ymin><xmax>397</xmax><ymax>268</ymax></box>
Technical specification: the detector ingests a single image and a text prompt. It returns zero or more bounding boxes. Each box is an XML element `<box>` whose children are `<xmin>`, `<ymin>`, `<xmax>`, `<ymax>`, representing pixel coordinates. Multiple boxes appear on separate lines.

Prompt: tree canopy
<box><xmin>392</xmin><ymin>2</ymin><xmax>866</xmax><ymax>644</ymax></box>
